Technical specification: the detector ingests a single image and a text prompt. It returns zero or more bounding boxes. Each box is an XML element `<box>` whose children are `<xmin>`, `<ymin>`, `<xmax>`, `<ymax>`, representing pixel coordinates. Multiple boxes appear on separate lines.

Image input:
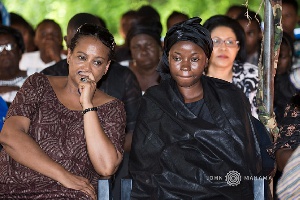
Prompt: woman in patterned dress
<box><xmin>203</xmin><ymin>15</ymin><xmax>259</xmax><ymax>119</ymax></box>
<box><xmin>0</xmin><ymin>24</ymin><xmax>126</xmax><ymax>199</ymax></box>
<box><xmin>268</xmin><ymin>94</ymin><xmax>300</xmax><ymax>171</ymax></box>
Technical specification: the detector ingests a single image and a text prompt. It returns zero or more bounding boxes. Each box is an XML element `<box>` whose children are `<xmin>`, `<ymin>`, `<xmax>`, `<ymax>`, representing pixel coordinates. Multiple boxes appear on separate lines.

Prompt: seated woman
<box><xmin>0</xmin><ymin>24</ymin><xmax>126</xmax><ymax>199</ymax></box>
<box><xmin>203</xmin><ymin>15</ymin><xmax>259</xmax><ymax>119</ymax></box>
<box><xmin>0</xmin><ymin>26</ymin><xmax>28</xmax><ymax>106</ymax></box>
<box><xmin>19</xmin><ymin>19</ymin><xmax>66</xmax><ymax>75</ymax></box>
<box><xmin>9</xmin><ymin>12</ymin><xmax>38</xmax><ymax>52</ymax></box>
<box><xmin>274</xmin><ymin>32</ymin><xmax>298</xmax><ymax>124</ymax></box>
<box><xmin>125</xmin><ymin>18</ymin><xmax>162</xmax><ymax>94</ymax></box>
<box><xmin>129</xmin><ymin>17</ymin><xmax>263</xmax><ymax>199</ymax></box>
<box><xmin>268</xmin><ymin>94</ymin><xmax>300</xmax><ymax>171</ymax></box>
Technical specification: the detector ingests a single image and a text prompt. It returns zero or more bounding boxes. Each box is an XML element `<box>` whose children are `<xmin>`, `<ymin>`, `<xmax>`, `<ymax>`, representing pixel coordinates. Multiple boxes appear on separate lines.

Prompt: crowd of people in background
<box><xmin>0</xmin><ymin>0</ymin><xmax>300</xmax><ymax>199</ymax></box>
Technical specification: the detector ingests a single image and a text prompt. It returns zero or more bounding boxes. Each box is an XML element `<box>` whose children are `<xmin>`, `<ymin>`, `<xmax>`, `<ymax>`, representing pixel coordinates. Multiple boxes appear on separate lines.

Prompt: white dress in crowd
<box><xmin>19</xmin><ymin>51</ymin><xmax>66</xmax><ymax>76</ymax></box>
<box><xmin>0</xmin><ymin>75</ymin><xmax>28</xmax><ymax>103</ymax></box>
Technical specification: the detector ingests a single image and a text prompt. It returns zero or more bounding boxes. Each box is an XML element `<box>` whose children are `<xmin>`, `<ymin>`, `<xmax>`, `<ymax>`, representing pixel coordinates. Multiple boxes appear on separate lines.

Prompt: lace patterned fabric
<box><xmin>233</xmin><ymin>61</ymin><xmax>259</xmax><ymax>119</ymax></box>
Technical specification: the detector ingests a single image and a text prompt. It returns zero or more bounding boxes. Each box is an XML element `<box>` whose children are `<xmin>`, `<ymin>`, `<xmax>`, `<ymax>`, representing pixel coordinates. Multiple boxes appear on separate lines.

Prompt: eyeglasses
<box><xmin>0</xmin><ymin>43</ymin><xmax>15</xmax><ymax>53</ymax></box>
<box><xmin>212</xmin><ymin>38</ymin><xmax>239</xmax><ymax>48</ymax></box>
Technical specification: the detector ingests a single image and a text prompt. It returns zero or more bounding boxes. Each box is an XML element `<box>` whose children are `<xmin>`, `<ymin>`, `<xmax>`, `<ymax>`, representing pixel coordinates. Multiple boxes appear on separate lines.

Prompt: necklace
<box><xmin>0</xmin><ymin>76</ymin><xmax>25</xmax><ymax>87</ymax></box>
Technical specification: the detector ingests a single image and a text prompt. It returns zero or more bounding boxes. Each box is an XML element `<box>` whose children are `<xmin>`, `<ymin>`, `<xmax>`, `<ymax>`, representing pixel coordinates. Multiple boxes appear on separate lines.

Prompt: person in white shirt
<box><xmin>19</xmin><ymin>19</ymin><xmax>66</xmax><ymax>75</ymax></box>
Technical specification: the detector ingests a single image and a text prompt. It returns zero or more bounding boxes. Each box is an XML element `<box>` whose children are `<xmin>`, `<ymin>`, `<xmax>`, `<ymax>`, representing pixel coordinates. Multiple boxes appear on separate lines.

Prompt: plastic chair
<box><xmin>120</xmin><ymin>178</ymin><xmax>268</xmax><ymax>200</ymax></box>
<box><xmin>98</xmin><ymin>177</ymin><xmax>113</xmax><ymax>200</ymax></box>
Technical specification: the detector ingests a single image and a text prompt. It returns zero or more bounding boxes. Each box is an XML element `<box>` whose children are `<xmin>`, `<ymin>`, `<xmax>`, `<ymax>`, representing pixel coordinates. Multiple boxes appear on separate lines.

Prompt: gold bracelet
<box><xmin>82</xmin><ymin>107</ymin><xmax>98</xmax><ymax>115</ymax></box>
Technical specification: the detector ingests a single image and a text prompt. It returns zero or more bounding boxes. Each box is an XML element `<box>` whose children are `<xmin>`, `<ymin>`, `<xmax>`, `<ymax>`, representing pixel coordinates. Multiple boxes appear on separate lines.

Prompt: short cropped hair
<box><xmin>0</xmin><ymin>25</ymin><xmax>25</xmax><ymax>53</ymax></box>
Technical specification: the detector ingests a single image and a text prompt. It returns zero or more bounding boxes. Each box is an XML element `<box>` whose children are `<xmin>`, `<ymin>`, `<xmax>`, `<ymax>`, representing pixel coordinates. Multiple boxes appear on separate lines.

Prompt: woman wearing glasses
<box><xmin>0</xmin><ymin>24</ymin><xmax>126</xmax><ymax>200</ymax></box>
<box><xmin>203</xmin><ymin>15</ymin><xmax>259</xmax><ymax>119</ymax></box>
<box><xmin>0</xmin><ymin>26</ymin><xmax>28</xmax><ymax>106</ymax></box>
<box><xmin>129</xmin><ymin>17</ymin><xmax>263</xmax><ymax>199</ymax></box>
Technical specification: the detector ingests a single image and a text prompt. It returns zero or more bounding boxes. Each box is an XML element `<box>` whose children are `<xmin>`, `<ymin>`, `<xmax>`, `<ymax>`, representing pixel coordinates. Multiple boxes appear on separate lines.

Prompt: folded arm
<box><xmin>0</xmin><ymin>116</ymin><xmax>96</xmax><ymax>199</ymax></box>
<box><xmin>83</xmin><ymin>106</ymin><xmax>123</xmax><ymax>176</ymax></box>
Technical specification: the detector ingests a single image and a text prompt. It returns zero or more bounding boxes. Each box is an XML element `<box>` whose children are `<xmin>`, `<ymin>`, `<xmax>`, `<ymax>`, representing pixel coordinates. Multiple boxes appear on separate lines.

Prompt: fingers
<box><xmin>78</xmin><ymin>72</ymin><xmax>96</xmax><ymax>104</ymax></box>
<box><xmin>78</xmin><ymin>76</ymin><xmax>96</xmax><ymax>105</ymax></box>
<box><xmin>74</xmin><ymin>177</ymin><xmax>96</xmax><ymax>200</ymax></box>
<box><xmin>80</xmin><ymin>182</ymin><xmax>96</xmax><ymax>200</ymax></box>
<box><xmin>80</xmin><ymin>77</ymin><xmax>96</xmax><ymax>84</ymax></box>
<box><xmin>59</xmin><ymin>172</ymin><xmax>97</xmax><ymax>200</ymax></box>
<box><xmin>44</xmin><ymin>43</ymin><xmax>61</xmax><ymax>59</ymax></box>
<box><xmin>79</xmin><ymin>77</ymin><xmax>96</xmax><ymax>93</ymax></box>
<box><xmin>79</xmin><ymin>77</ymin><xmax>97</xmax><ymax>92</ymax></box>
<box><xmin>88</xmin><ymin>73</ymin><xmax>96</xmax><ymax>82</ymax></box>
<box><xmin>78</xmin><ymin>71</ymin><xmax>95</xmax><ymax>82</ymax></box>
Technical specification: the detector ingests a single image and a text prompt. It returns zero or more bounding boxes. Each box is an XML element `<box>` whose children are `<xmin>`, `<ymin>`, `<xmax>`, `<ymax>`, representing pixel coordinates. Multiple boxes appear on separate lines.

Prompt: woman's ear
<box><xmin>104</xmin><ymin>60</ymin><xmax>111</xmax><ymax>74</ymax></box>
<box><xmin>204</xmin><ymin>58</ymin><xmax>209</xmax><ymax>74</ymax></box>
<box><xmin>66</xmin><ymin>48</ymin><xmax>72</xmax><ymax>64</ymax></box>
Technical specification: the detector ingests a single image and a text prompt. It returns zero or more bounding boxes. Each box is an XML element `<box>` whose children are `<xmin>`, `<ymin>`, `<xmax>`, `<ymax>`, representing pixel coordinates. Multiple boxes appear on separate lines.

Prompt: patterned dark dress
<box><xmin>267</xmin><ymin>98</ymin><xmax>300</xmax><ymax>158</ymax></box>
<box><xmin>0</xmin><ymin>73</ymin><xmax>126</xmax><ymax>199</ymax></box>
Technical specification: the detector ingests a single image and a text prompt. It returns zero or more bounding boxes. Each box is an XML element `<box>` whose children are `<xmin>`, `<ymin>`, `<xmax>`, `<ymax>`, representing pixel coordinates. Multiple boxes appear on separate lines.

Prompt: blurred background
<box><xmin>2</xmin><ymin>0</ymin><xmax>268</xmax><ymax>46</ymax></box>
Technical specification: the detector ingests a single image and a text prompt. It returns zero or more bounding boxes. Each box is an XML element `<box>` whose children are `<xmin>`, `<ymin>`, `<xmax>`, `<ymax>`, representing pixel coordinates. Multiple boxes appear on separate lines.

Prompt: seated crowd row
<box><xmin>0</xmin><ymin>0</ymin><xmax>300</xmax><ymax>199</ymax></box>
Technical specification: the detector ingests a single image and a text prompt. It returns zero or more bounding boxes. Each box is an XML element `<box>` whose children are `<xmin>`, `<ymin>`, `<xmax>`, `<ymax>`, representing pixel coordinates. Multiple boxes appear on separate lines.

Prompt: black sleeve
<box><xmin>40</xmin><ymin>59</ymin><xmax>69</xmax><ymax>76</ymax></box>
<box><xmin>122</xmin><ymin>68</ymin><xmax>142</xmax><ymax>133</ymax></box>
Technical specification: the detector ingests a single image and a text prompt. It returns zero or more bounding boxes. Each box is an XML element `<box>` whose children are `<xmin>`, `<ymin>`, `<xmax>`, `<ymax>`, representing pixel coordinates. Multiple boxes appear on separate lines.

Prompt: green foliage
<box><xmin>2</xmin><ymin>0</ymin><xmax>264</xmax><ymax>46</ymax></box>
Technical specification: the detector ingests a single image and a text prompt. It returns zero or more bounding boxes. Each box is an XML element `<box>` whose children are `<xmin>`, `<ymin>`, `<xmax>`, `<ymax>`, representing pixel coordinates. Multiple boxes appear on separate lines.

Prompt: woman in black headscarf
<box><xmin>125</xmin><ymin>18</ymin><xmax>162</xmax><ymax>94</ymax></box>
<box><xmin>129</xmin><ymin>17</ymin><xmax>262</xmax><ymax>199</ymax></box>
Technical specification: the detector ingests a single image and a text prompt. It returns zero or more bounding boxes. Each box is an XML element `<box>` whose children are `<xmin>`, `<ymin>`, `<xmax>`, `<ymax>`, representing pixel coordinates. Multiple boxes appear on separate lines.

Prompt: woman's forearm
<box><xmin>83</xmin><ymin>111</ymin><xmax>122</xmax><ymax>176</ymax></box>
<box><xmin>0</xmin><ymin>118</ymin><xmax>69</xmax><ymax>184</ymax></box>
<box><xmin>275</xmin><ymin>148</ymin><xmax>294</xmax><ymax>171</ymax></box>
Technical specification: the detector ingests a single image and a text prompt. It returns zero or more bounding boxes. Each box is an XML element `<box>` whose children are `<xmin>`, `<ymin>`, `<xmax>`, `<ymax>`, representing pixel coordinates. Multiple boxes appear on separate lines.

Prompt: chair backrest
<box><xmin>120</xmin><ymin>178</ymin><xmax>268</xmax><ymax>200</ymax></box>
<box><xmin>98</xmin><ymin>178</ymin><xmax>112</xmax><ymax>200</ymax></box>
<box><xmin>254</xmin><ymin>179</ymin><xmax>266</xmax><ymax>200</ymax></box>
<box><xmin>121</xmin><ymin>177</ymin><xmax>132</xmax><ymax>200</ymax></box>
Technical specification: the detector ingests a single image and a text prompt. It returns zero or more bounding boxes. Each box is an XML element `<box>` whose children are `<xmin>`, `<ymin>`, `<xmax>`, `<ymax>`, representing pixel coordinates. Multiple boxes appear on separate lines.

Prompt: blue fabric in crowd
<box><xmin>0</xmin><ymin>96</ymin><xmax>8</xmax><ymax>130</ymax></box>
<box><xmin>0</xmin><ymin>2</ymin><xmax>10</xmax><ymax>25</ymax></box>
<box><xmin>0</xmin><ymin>97</ymin><xmax>8</xmax><ymax>151</ymax></box>
<box><xmin>294</xmin><ymin>28</ymin><xmax>300</xmax><ymax>40</ymax></box>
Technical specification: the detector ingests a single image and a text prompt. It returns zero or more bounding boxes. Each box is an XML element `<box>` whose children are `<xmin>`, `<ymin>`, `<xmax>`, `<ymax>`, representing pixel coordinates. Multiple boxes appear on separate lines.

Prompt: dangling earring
<box><xmin>132</xmin><ymin>59</ymin><xmax>137</xmax><ymax>67</ymax></box>
<box><xmin>67</xmin><ymin>60</ymin><xmax>69</xmax><ymax>64</ymax></box>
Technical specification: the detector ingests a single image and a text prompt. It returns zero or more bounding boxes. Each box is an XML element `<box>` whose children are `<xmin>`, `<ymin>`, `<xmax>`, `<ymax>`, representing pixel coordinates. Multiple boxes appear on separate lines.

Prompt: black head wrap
<box><xmin>126</xmin><ymin>18</ymin><xmax>162</xmax><ymax>47</ymax></box>
<box><xmin>157</xmin><ymin>17</ymin><xmax>213</xmax><ymax>80</ymax></box>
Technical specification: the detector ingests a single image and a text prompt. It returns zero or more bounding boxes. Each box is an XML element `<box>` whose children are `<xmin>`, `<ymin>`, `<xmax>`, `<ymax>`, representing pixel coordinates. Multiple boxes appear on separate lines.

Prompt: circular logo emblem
<box><xmin>225</xmin><ymin>170</ymin><xmax>241</xmax><ymax>186</ymax></box>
